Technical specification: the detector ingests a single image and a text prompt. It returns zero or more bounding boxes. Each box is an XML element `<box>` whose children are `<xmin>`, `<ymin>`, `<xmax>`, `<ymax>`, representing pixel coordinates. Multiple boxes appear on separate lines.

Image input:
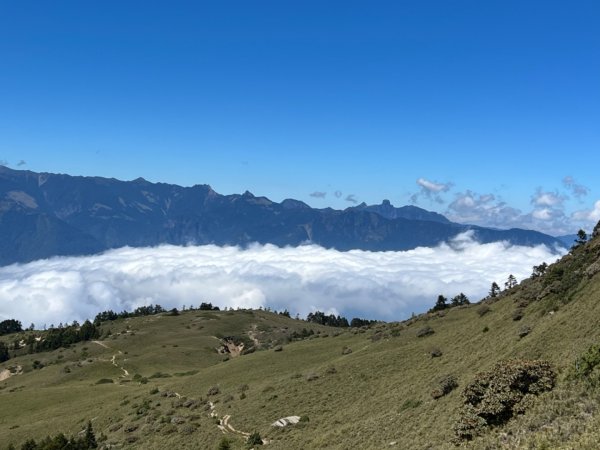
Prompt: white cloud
<box><xmin>416</xmin><ymin>178</ymin><xmax>451</xmax><ymax>193</ymax></box>
<box><xmin>411</xmin><ymin>178</ymin><xmax>453</xmax><ymax>204</ymax></box>
<box><xmin>572</xmin><ymin>200</ymin><xmax>600</xmax><ymax>222</ymax></box>
<box><xmin>446</xmin><ymin>187</ymin><xmax>595</xmax><ymax>235</ymax></box>
<box><xmin>447</xmin><ymin>190</ymin><xmax>524</xmax><ymax>228</ymax></box>
<box><xmin>532</xmin><ymin>208</ymin><xmax>553</xmax><ymax>220</ymax></box>
<box><xmin>0</xmin><ymin>237</ymin><xmax>562</xmax><ymax>327</ymax></box>
<box><xmin>531</xmin><ymin>190</ymin><xmax>566</xmax><ymax>208</ymax></box>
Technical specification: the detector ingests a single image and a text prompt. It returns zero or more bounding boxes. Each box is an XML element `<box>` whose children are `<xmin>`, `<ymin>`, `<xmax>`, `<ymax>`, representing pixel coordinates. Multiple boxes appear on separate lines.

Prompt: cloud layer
<box><xmin>0</xmin><ymin>236</ymin><xmax>562</xmax><ymax>327</ymax></box>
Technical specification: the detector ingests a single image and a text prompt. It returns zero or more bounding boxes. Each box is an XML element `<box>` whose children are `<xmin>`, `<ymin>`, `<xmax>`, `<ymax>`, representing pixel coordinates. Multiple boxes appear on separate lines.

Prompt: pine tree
<box><xmin>489</xmin><ymin>282</ymin><xmax>500</xmax><ymax>298</ymax></box>
<box><xmin>451</xmin><ymin>293</ymin><xmax>470</xmax><ymax>306</ymax></box>
<box><xmin>84</xmin><ymin>420</ymin><xmax>98</xmax><ymax>448</ymax></box>
<box><xmin>430</xmin><ymin>295</ymin><xmax>448</xmax><ymax>312</ymax></box>
<box><xmin>505</xmin><ymin>274</ymin><xmax>517</xmax><ymax>290</ymax></box>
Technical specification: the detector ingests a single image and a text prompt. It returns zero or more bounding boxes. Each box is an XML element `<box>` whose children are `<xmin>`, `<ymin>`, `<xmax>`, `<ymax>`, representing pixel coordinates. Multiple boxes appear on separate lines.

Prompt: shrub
<box><xmin>430</xmin><ymin>348</ymin><xmax>443</xmax><ymax>358</ymax></box>
<box><xmin>454</xmin><ymin>359</ymin><xmax>555</xmax><ymax>441</ymax></box>
<box><xmin>570</xmin><ymin>343</ymin><xmax>600</xmax><ymax>385</ymax></box>
<box><xmin>299</xmin><ymin>415</ymin><xmax>310</xmax><ymax>423</ymax></box>
<box><xmin>477</xmin><ymin>305</ymin><xmax>491</xmax><ymax>317</ymax></box>
<box><xmin>32</xmin><ymin>360</ymin><xmax>44</xmax><ymax>370</ymax></box>
<box><xmin>482</xmin><ymin>326</ymin><xmax>489</xmax><ymax>333</ymax></box>
<box><xmin>512</xmin><ymin>309</ymin><xmax>524</xmax><ymax>321</ymax></box>
<box><xmin>416</xmin><ymin>326</ymin><xmax>434</xmax><ymax>338</ymax></box>
<box><xmin>325</xmin><ymin>366</ymin><xmax>337</xmax><ymax>375</ymax></box>
<box><xmin>247</xmin><ymin>431</ymin><xmax>263</xmax><ymax>446</ymax></box>
<box><xmin>96</xmin><ymin>378</ymin><xmax>113</xmax><ymax>384</ymax></box>
<box><xmin>431</xmin><ymin>375</ymin><xmax>458</xmax><ymax>399</ymax></box>
<box><xmin>180</xmin><ymin>423</ymin><xmax>197</xmax><ymax>435</ymax></box>
<box><xmin>149</xmin><ymin>372</ymin><xmax>171</xmax><ymax>379</ymax></box>
<box><xmin>207</xmin><ymin>385</ymin><xmax>220</xmax><ymax>396</ymax></box>
<box><xmin>518</xmin><ymin>325</ymin><xmax>532</xmax><ymax>338</ymax></box>
<box><xmin>217</xmin><ymin>437</ymin><xmax>232</xmax><ymax>450</ymax></box>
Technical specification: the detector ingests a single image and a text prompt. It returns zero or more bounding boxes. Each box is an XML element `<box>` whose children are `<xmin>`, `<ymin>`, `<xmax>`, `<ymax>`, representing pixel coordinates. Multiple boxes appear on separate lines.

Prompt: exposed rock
<box><xmin>271</xmin><ymin>416</ymin><xmax>301</xmax><ymax>427</ymax></box>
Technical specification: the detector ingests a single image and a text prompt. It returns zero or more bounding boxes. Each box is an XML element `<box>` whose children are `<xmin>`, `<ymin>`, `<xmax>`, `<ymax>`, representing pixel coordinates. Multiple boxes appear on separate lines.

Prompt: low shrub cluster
<box><xmin>454</xmin><ymin>359</ymin><xmax>555</xmax><ymax>441</ymax></box>
<box><xmin>431</xmin><ymin>375</ymin><xmax>458</xmax><ymax>399</ymax></box>
<box><xmin>416</xmin><ymin>326</ymin><xmax>434</xmax><ymax>338</ymax></box>
<box><xmin>570</xmin><ymin>343</ymin><xmax>600</xmax><ymax>385</ymax></box>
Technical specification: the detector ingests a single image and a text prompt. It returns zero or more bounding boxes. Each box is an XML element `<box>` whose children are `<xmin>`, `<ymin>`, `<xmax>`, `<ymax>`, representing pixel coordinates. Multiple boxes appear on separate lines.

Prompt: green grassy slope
<box><xmin>2</xmin><ymin>228</ymin><xmax>600</xmax><ymax>449</ymax></box>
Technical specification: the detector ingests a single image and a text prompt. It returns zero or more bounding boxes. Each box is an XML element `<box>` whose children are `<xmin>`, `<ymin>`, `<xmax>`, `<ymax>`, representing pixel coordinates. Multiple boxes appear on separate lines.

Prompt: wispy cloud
<box><xmin>0</xmin><ymin>159</ymin><xmax>7</xmax><ymax>166</ymax></box>
<box><xmin>0</xmin><ymin>237</ymin><xmax>561</xmax><ymax>327</ymax></box>
<box><xmin>334</xmin><ymin>191</ymin><xmax>342</xmax><ymax>199</ymax></box>
<box><xmin>411</xmin><ymin>178</ymin><xmax>453</xmax><ymax>204</ymax></box>
<box><xmin>345</xmin><ymin>194</ymin><xmax>358</xmax><ymax>204</ymax></box>
<box><xmin>563</xmin><ymin>176</ymin><xmax>589</xmax><ymax>200</ymax></box>
<box><xmin>17</xmin><ymin>160</ymin><xmax>26</xmax><ymax>167</ymax></box>
<box><xmin>309</xmin><ymin>191</ymin><xmax>327</xmax><ymax>199</ymax></box>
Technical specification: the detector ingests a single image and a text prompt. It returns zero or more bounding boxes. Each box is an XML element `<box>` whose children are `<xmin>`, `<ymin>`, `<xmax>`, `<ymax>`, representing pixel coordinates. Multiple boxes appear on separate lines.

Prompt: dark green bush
<box><xmin>570</xmin><ymin>343</ymin><xmax>600</xmax><ymax>385</ymax></box>
<box><xmin>217</xmin><ymin>437</ymin><xmax>232</xmax><ymax>450</ymax></box>
<box><xmin>454</xmin><ymin>359</ymin><xmax>555</xmax><ymax>441</ymax></box>
<box><xmin>247</xmin><ymin>431</ymin><xmax>263</xmax><ymax>446</ymax></box>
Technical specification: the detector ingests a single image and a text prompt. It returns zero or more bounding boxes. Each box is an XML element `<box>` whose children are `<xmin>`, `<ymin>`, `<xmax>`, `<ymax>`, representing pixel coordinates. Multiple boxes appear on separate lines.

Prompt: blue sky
<box><xmin>1</xmin><ymin>1</ymin><xmax>599</xmax><ymax>235</ymax></box>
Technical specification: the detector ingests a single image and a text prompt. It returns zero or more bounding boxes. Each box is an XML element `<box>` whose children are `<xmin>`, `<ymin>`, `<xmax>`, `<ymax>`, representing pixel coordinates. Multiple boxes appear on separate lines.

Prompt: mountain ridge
<box><xmin>0</xmin><ymin>166</ymin><xmax>564</xmax><ymax>266</ymax></box>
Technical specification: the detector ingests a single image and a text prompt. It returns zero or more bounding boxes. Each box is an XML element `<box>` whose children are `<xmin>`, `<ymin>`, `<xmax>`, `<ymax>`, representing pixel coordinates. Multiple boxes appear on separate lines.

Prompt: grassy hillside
<box><xmin>2</xmin><ymin>225</ymin><xmax>600</xmax><ymax>449</ymax></box>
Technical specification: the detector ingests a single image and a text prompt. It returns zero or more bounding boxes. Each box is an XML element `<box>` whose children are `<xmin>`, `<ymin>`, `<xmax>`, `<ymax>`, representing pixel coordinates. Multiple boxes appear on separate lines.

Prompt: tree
<box><xmin>575</xmin><ymin>229</ymin><xmax>588</xmax><ymax>246</ymax></box>
<box><xmin>84</xmin><ymin>421</ymin><xmax>98</xmax><ymax>449</ymax></box>
<box><xmin>430</xmin><ymin>295</ymin><xmax>448</xmax><ymax>312</ymax></box>
<box><xmin>505</xmin><ymin>274</ymin><xmax>518</xmax><ymax>290</ymax></box>
<box><xmin>451</xmin><ymin>293</ymin><xmax>470</xmax><ymax>307</ymax></box>
<box><xmin>488</xmin><ymin>282</ymin><xmax>500</xmax><ymax>298</ymax></box>
<box><xmin>306</xmin><ymin>311</ymin><xmax>349</xmax><ymax>327</ymax></box>
<box><xmin>0</xmin><ymin>342</ymin><xmax>10</xmax><ymax>363</ymax></box>
<box><xmin>532</xmin><ymin>262</ymin><xmax>548</xmax><ymax>278</ymax></box>
<box><xmin>0</xmin><ymin>319</ymin><xmax>23</xmax><ymax>336</ymax></box>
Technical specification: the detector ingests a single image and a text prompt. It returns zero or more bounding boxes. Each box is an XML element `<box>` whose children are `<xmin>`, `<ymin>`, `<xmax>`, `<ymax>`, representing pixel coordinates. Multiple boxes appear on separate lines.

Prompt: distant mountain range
<box><xmin>0</xmin><ymin>166</ymin><xmax>564</xmax><ymax>266</ymax></box>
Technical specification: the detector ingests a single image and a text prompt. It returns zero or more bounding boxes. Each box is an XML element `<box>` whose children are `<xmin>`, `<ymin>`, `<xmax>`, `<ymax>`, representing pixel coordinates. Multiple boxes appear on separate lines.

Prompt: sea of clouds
<box><xmin>0</xmin><ymin>232</ymin><xmax>564</xmax><ymax>327</ymax></box>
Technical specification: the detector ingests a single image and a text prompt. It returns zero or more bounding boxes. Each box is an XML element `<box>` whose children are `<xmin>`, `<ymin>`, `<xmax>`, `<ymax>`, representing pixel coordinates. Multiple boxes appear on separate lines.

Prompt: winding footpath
<box><xmin>92</xmin><ymin>340</ymin><xmax>129</xmax><ymax>377</ymax></box>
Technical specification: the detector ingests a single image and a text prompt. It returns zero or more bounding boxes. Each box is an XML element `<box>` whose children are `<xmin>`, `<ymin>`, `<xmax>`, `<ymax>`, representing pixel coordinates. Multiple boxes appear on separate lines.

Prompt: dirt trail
<box><xmin>208</xmin><ymin>401</ymin><xmax>265</xmax><ymax>443</ymax></box>
<box><xmin>221</xmin><ymin>415</ymin><xmax>250</xmax><ymax>437</ymax></box>
<box><xmin>92</xmin><ymin>340</ymin><xmax>110</xmax><ymax>349</ymax></box>
<box><xmin>92</xmin><ymin>341</ymin><xmax>129</xmax><ymax>377</ymax></box>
